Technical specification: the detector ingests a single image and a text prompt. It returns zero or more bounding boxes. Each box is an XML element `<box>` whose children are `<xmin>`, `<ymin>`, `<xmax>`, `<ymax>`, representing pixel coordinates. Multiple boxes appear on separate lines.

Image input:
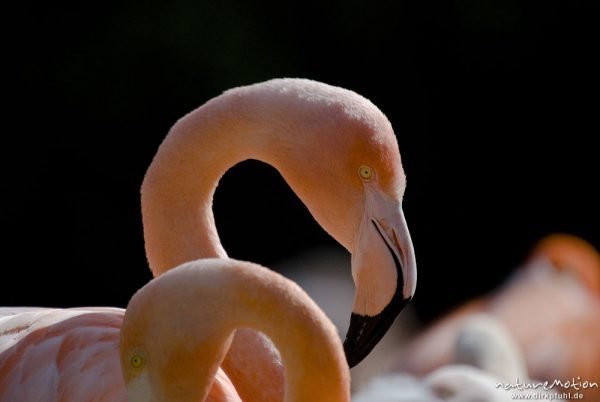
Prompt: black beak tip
<box><xmin>343</xmin><ymin>296</ymin><xmax>412</xmax><ymax>368</ymax></box>
<box><xmin>344</xmin><ymin>337</ymin><xmax>369</xmax><ymax>369</ymax></box>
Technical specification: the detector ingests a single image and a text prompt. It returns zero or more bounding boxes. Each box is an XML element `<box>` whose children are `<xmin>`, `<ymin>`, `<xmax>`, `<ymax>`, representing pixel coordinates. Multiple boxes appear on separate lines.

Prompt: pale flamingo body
<box><xmin>0</xmin><ymin>308</ymin><xmax>125</xmax><ymax>402</ymax></box>
<box><xmin>352</xmin><ymin>365</ymin><xmax>525</xmax><ymax>402</ymax></box>
<box><xmin>396</xmin><ymin>234</ymin><xmax>600</xmax><ymax>400</ymax></box>
<box><xmin>420</xmin><ymin>314</ymin><xmax>558</xmax><ymax>401</ymax></box>
<box><xmin>0</xmin><ymin>308</ymin><xmax>240</xmax><ymax>402</ymax></box>
<box><xmin>353</xmin><ymin>314</ymin><xmax>557</xmax><ymax>402</ymax></box>
<box><xmin>1</xmin><ymin>259</ymin><xmax>350</xmax><ymax>401</ymax></box>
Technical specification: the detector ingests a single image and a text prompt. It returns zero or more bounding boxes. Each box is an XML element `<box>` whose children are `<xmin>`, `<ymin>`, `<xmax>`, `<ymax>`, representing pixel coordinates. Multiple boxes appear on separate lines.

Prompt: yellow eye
<box><xmin>358</xmin><ymin>166</ymin><xmax>373</xmax><ymax>181</ymax></box>
<box><xmin>131</xmin><ymin>354</ymin><xmax>145</xmax><ymax>369</ymax></box>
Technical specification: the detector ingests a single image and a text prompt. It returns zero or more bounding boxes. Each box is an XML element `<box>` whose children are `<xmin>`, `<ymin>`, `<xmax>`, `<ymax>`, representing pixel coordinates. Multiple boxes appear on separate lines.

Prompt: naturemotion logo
<box><xmin>496</xmin><ymin>377</ymin><xmax>598</xmax><ymax>400</ymax></box>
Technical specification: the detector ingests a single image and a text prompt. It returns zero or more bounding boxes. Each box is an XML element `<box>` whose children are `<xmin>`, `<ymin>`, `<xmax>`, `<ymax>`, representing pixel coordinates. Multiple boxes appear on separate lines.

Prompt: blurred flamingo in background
<box><xmin>394</xmin><ymin>233</ymin><xmax>600</xmax><ymax>400</ymax></box>
<box><xmin>353</xmin><ymin>314</ymin><xmax>559</xmax><ymax>401</ymax></box>
<box><xmin>0</xmin><ymin>259</ymin><xmax>350</xmax><ymax>401</ymax></box>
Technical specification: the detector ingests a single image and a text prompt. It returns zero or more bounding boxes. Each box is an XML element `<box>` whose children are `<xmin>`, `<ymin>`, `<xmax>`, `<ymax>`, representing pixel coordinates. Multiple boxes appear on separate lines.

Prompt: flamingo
<box><xmin>423</xmin><ymin>314</ymin><xmax>559</xmax><ymax>401</ymax></box>
<box><xmin>394</xmin><ymin>233</ymin><xmax>600</xmax><ymax>400</ymax></box>
<box><xmin>353</xmin><ymin>314</ymin><xmax>558</xmax><ymax>402</ymax></box>
<box><xmin>0</xmin><ymin>258</ymin><xmax>351</xmax><ymax>401</ymax></box>
<box><xmin>140</xmin><ymin>78</ymin><xmax>417</xmax><ymax>398</ymax></box>
<box><xmin>452</xmin><ymin>314</ymin><xmax>527</xmax><ymax>382</ymax></box>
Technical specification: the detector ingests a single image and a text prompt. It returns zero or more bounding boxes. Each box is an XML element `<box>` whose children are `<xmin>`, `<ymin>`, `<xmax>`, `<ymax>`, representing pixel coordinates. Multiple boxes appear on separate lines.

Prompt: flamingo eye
<box><xmin>131</xmin><ymin>354</ymin><xmax>145</xmax><ymax>369</ymax></box>
<box><xmin>358</xmin><ymin>166</ymin><xmax>373</xmax><ymax>181</ymax></box>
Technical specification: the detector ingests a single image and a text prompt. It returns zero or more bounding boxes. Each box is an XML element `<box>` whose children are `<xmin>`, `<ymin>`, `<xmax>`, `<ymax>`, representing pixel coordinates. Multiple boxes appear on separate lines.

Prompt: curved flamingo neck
<box><xmin>121</xmin><ymin>260</ymin><xmax>351</xmax><ymax>402</ymax></box>
<box><xmin>141</xmin><ymin>79</ymin><xmax>375</xmax><ymax>276</ymax></box>
<box><xmin>141</xmin><ymin>90</ymin><xmax>286</xmax><ymax>275</ymax></box>
<box><xmin>222</xmin><ymin>263</ymin><xmax>350</xmax><ymax>402</ymax></box>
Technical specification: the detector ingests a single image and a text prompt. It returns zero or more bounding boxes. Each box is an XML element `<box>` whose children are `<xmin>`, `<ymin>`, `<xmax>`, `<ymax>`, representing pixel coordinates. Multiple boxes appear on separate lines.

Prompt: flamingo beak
<box><xmin>344</xmin><ymin>194</ymin><xmax>416</xmax><ymax>368</ymax></box>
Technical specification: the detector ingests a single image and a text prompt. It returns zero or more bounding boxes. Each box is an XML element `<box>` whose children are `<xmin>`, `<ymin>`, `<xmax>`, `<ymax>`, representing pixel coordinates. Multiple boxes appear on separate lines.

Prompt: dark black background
<box><xmin>3</xmin><ymin>1</ymin><xmax>599</xmax><ymax>323</ymax></box>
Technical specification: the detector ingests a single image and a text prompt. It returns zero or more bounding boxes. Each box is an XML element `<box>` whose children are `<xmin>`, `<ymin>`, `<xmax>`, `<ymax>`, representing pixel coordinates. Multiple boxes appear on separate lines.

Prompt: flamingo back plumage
<box><xmin>0</xmin><ymin>308</ymin><xmax>125</xmax><ymax>402</ymax></box>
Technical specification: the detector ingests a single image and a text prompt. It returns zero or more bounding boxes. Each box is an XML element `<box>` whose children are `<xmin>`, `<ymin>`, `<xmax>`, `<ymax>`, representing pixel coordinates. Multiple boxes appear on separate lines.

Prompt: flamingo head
<box><xmin>271</xmin><ymin>82</ymin><xmax>417</xmax><ymax>367</ymax></box>
<box><xmin>527</xmin><ymin>233</ymin><xmax>600</xmax><ymax>294</ymax></box>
